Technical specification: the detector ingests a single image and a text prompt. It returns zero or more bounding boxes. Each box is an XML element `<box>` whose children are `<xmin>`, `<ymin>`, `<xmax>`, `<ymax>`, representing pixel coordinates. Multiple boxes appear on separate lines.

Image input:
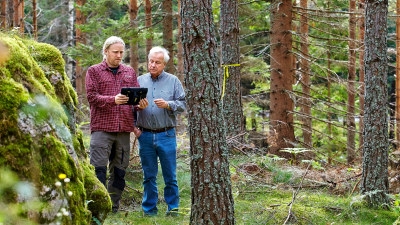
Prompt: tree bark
<box><xmin>163</xmin><ymin>0</ymin><xmax>175</xmax><ymax>74</ymax></box>
<box><xmin>75</xmin><ymin>0</ymin><xmax>87</xmax><ymax>104</ymax></box>
<box><xmin>65</xmin><ymin>0</ymin><xmax>75</xmax><ymax>81</ymax></box>
<box><xmin>269</xmin><ymin>0</ymin><xmax>295</xmax><ymax>158</ymax></box>
<box><xmin>396</xmin><ymin>0</ymin><xmax>400</xmax><ymax>150</ymax></box>
<box><xmin>32</xmin><ymin>0</ymin><xmax>37</xmax><ymax>40</ymax></box>
<box><xmin>181</xmin><ymin>0</ymin><xmax>235</xmax><ymax>223</ymax></box>
<box><xmin>220</xmin><ymin>0</ymin><xmax>244</xmax><ymax>141</ymax></box>
<box><xmin>0</xmin><ymin>1</ymin><xmax>5</xmax><ymax>29</ymax></box>
<box><xmin>176</xmin><ymin>0</ymin><xmax>184</xmax><ymax>83</ymax></box>
<box><xmin>6</xmin><ymin>0</ymin><xmax>13</xmax><ymax>29</ymax></box>
<box><xmin>145</xmin><ymin>0</ymin><xmax>152</xmax><ymax>63</ymax></box>
<box><xmin>13</xmin><ymin>0</ymin><xmax>24</xmax><ymax>34</ymax></box>
<box><xmin>360</xmin><ymin>0</ymin><xmax>391</xmax><ymax>208</ymax></box>
<box><xmin>358</xmin><ymin>0</ymin><xmax>365</xmax><ymax>152</ymax></box>
<box><xmin>129</xmin><ymin>0</ymin><xmax>139</xmax><ymax>72</ymax></box>
<box><xmin>299</xmin><ymin>0</ymin><xmax>312</xmax><ymax>150</ymax></box>
<box><xmin>347</xmin><ymin>0</ymin><xmax>357</xmax><ymax>164</ymax></box>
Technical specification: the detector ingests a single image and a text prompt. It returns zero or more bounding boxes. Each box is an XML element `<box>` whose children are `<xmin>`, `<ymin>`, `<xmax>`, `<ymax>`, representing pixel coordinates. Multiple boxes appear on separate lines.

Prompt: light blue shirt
<box><xmin>136</xmin><ymin>71</ymin><xmax>186</xmax><ymax>129</ymax></box>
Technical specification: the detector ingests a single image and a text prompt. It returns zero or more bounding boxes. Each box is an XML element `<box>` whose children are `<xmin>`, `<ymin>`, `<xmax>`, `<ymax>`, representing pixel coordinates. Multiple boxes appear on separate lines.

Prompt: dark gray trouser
<box><xmin>89</xmin><ymin>131</ymin><xmax>130</xmax><ymax>209</ymax></box>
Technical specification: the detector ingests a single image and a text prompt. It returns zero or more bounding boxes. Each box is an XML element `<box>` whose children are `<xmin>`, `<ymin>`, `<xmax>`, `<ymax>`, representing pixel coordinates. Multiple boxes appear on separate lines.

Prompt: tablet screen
<box><xmin>121</xmin><ymin>87</ymin><xmax>148</xmax><ymax>105</ymax></box>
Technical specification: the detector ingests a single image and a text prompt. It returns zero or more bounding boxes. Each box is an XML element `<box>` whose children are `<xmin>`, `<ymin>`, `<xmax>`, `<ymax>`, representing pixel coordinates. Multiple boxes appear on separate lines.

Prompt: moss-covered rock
<box><xmin>0</xmin><ymin>32</ymin><xmax>111</xmax><ymax>224</ymax></box>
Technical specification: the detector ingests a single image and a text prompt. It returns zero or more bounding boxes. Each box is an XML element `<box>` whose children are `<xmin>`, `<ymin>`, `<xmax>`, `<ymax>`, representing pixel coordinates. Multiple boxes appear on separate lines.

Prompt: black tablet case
<box><xmin>121</xmin><ymin>87</ymin><xmax>148</xmax><ymax>105</ymax></box>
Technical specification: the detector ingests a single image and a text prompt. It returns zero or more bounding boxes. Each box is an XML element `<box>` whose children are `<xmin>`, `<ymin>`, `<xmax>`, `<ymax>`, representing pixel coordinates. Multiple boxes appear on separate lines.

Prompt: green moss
<box><xmin>72</xmin><ymin>129</ymin><xmax>89</xmax><ymax>160</ymax></box>
<box><xmin>63</xmin><ymin>179</ymin><xmax>91</xmax><ymax>224</ymax></box>
<box><xmin>82</xmin><ymin>163</ymin><xmax>112</xmax><ymax>221</ymax></box>
<box><xmin>25</xmin><ymin>39</ymin><xmax>79</xmax><ymax>108</ymax></box>
<box><xmin>0</xmin><ymin>36</ymin><xmax>53</xmax><ymax>96</ymax></box>
<box><xmin>0</xmin><ymin>32</ymin><xmax>110</xmax><ymax>224</ymax></box>
<box><xmin>39</xmin><ymin>136</ymin><xmax>74</xmax><ymax>176</ymax></box>
<box><xmin>0</xmin><ymin>78</ymin><xmax>29</xmax><ymax>121</ymax></box>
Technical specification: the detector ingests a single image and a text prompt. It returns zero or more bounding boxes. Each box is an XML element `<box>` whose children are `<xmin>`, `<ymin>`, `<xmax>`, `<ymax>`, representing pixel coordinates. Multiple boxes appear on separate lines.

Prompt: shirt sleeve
<box><xmin>85</xmin><ymin>66</ymin><xmax>115</xmax><ymax>109</ymax></box>
<box><xmin>167</xmin><ymin>77</ymin><xmax>186</xmax><ymax>114</ymax></box>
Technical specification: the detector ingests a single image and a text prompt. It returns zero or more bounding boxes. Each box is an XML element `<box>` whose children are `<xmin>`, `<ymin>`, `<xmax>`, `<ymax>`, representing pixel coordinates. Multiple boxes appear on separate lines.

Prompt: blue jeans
<box><xmin>138</xmin><ymin>128</ymin><xmax>179</xmax><ymax>214</ymax></box>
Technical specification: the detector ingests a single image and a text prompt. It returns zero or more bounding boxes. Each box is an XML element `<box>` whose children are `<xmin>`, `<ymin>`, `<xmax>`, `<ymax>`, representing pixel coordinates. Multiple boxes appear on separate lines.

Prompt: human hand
<box><xmin>138</xmin><ymin>98</ymin><xmax>149</xmax><ymax>109</ymax></box>
<box><xmin>115</xmin><ymin>93</ymin><xmax>129</xmax><ymax>105</ymax></box>
<box><xmin>133</xmin><ymin>127</ymin><xmax>142</xmax><ymax>137</ymax></box>
<box><xmin>154</xmin><ymin>98</ymin><xmax>169</xmax><ymax>109</ymax></box>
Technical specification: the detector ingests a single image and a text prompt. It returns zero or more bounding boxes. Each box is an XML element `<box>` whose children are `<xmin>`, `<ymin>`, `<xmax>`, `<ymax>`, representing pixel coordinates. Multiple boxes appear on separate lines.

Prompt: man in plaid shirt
<box><xmin>85</xmin><ymin>36</ymin><xmax>148</xmax><ymax>213</ymax></box>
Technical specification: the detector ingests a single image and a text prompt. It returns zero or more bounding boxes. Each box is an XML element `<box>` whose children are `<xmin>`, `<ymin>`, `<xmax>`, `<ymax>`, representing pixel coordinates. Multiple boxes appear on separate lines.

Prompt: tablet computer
<box><xmin>121</xmin><ymin>87</ymin><xmax>148</xmax><ymax>105</ymax></box>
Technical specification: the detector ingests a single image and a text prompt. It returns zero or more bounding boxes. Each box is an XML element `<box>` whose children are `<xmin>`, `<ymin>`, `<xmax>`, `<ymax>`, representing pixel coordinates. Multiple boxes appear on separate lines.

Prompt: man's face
<box><xmin>104</xmin><ymin>43</ymin><xmax>124</xmax><ymax>67</ymax></box>
<box><xmin>148</xmin><ymin>52</ymin><xmax>165</xmax><ymax>77</ymax></box>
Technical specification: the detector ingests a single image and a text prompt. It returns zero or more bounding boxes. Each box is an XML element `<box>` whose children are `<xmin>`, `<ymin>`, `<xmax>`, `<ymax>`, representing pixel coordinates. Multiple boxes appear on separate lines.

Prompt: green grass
<box><xmin>103</xmin><ymin>153</ymin><xmax>399</xmax><ymax>225</ymax></box>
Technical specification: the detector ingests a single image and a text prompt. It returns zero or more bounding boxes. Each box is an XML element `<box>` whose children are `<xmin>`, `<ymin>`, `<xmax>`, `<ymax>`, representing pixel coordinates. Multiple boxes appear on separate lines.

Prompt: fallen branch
<box><xmin>283</xmin><ymin>163</ymin><xmax>311</xmax><ymax>225</ymax></box>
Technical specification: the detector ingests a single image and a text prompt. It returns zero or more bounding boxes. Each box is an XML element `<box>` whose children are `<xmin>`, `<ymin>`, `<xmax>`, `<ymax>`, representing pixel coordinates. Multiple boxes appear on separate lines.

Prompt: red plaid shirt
<box><xmin>85</xmin><ymin>61</ymin><xmax>139</xmax><ymax>132</ymax></box>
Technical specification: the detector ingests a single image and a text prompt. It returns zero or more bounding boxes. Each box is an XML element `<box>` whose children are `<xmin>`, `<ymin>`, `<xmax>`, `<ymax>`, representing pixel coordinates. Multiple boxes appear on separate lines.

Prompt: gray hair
<box><xmin>102</xmin><ymin>36</ymin><xmax>125</xmax><ymax>60</ymax></box>
<box><xmin>148</xmin><ymin>46</ymin><xmax>170</xmax><ymax>63</ymax></box>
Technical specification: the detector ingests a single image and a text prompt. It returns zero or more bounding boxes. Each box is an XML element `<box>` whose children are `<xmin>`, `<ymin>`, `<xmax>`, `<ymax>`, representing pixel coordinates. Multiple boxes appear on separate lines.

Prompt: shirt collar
<box><xmin>151</xmin><ymin>71</ymin><xmax>165</xmax><ymax>80</ymax></box>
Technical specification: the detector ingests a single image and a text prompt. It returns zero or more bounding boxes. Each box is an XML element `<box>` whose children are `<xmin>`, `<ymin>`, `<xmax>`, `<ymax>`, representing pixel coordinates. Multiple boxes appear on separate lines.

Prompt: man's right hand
<box><xmin>133</xmin><ymin>127</ymin><xmax>142</xmax><ymax>137</ymax></box>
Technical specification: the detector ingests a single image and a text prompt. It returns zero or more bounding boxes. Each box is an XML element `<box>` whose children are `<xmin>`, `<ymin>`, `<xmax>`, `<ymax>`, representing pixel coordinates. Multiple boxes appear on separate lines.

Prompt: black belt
<box><xmin>139</xmin><ymin>127</ymin><xmax>174</xmax><ymax>133</ymax></box>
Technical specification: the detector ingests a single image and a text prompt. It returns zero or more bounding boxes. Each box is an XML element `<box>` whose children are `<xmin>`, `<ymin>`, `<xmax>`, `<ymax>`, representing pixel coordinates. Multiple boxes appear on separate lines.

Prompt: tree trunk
<box><xmin>6</xmin><ymin>0</ymin><xmax>13</xmax><ymax>29</ymax></box>
<box><xmin>358</xmin><ymin>0</ymin><xmax>365</xmax><ymax>152</ymax></box>
<box><xmin>13</xmin><ymin>0</ymin><xmax>24</xmax><ymax>34</ymax></box>
<box><xmin>145</xmin><ymin>0</ymin><xmax>152</xmax><ymax>63</ymax></box>
<box><xmin>220</xmin><ymin>0</ymin><xmax>244</xmax><ymax>141</ymax></box>
<box><xmin>65</xmin><ymin>0</ymin><xmax>75</xmax><ymax>81</ymax></box>
<box><xmin>347</xmin><ymin>0</ymin><xmax>357</xmax><ymax>164</ymax></box>
<box><xmin>32</xmin><ymin>0</ymin><xmax>37</xmax><ymax>40</ymax></box>
<box><xmin>181</xmin><ymin>0</ymin><xmax>235</xmax><ymax>223</ymax></box>
<box><xmin>396</xmin><ymin>0</ymin><xmax>400</xmax><ymax>150</ymax></box>
<box><xmin>269</xmin><ymin>0</ymin><xmax>295</xmax><ymax>158</ymax></box>
<box><xmin>163</xmin><ymin>0</ymin><xmax>175</xmax><ymax>74</ymax></box>
<box><xmin>299</xmin><ymin>0</ymin><xmax>312</xmax><ymax>149</ymax></box>
<box><xmin>0</xmin><ymin>1</ymin><xmax>5</xmax><ymax>29</ymax></box>
<box><xmin>327</xmin><ymin>48</ymin><xmax>333</xmax><ymax>164</ymax></box>
<box><xmin>360</xmin><ymin>0</ymin><xmax>391</xmax><ymax>208</ymax></box>
<box><xmin>176</xmin><ymin>0</ymin><xmax>184</xmax><ymax>83</ymax></box>
<box><xmin>129</xmin><ymin>0</ymin><xmax>139</xmax><ymax>72</ymax></box>
<box><xmin>75</xmin><ymin>0</ymin><xmax>87</xmax><ymax>104</ymax></box>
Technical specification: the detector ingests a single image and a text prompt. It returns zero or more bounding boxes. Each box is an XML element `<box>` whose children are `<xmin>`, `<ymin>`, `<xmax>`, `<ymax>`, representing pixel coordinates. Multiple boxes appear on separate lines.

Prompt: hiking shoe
<box><xmin>112</xmin><ymin>206</ymin><xmax>119</xmax><ymax>213</ymax></box>
<box><xmin>144</xmin><ymin>210</ymin><xmax>158</xmax><ymax>217</ymax></box>
<box><xmin>165</xmin><ymin>208</ymin><xmax>179</xmax><ymax>217</ymax></box>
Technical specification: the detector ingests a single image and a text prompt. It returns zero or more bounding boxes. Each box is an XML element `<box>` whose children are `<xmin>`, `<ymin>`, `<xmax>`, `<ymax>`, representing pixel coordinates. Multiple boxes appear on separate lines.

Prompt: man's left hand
<box><xmin>138</xmin><ymin>98</ymin><xmax>149</xmax><ymax>109</ymax></box>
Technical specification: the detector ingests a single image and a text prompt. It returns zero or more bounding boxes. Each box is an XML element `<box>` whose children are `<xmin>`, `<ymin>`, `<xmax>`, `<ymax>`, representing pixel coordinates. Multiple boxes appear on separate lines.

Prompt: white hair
<box><xmin>102</xmin><ymin>36</ymin><xmax>125</xmax><ymax>60</ymax></box>
<box><xmin>148</xmin><ymin>46</ymin><xmax>170</xmax><ymax>63</ymax></box>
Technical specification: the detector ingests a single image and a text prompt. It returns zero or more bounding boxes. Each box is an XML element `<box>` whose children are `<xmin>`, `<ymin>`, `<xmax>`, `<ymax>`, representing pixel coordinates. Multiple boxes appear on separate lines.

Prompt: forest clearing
<box><xmin>2</xmin><ymin>0</ymin><xmax>400</xmax><ymax>224</ymax></box>
<box><xmin>102</xmin><ymin>131</ymin><xmax>400</xmax><ymax>225</ymax></box>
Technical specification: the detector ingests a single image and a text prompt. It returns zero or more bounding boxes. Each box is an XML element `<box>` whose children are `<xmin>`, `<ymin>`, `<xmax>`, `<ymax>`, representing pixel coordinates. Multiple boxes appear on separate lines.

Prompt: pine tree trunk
<box><xmin>32</xmin><ymin>0</ymin><xmax>37</xmax><ymax>39</ymax></box>
<box><xmin>396</xmin><ymin>0</ymin><xmax>400</xmax><ymax>150</ymax></box>
<box><xmin>181</xmin><ymin>0</ymin><xmax>235</xmax><ymax>223</ymax></box>
<box><xmin>360</xmin><ymin>0</ymin><xmax>390</xmax><ymax>208</ymax></box>
<box><xmin>347</xmin><ymin>0</ymin><xmax>357</xmax><ymax>164</ymax></box>
<box><xmin>13</xmin><ymin>0</ymin><xmax>24</xmax><ymax>34</ymax></box>
<box><xmin>75</xmin><ymin>0</ymin><xmax>87</xmax><ymax>104</ymax></box>
<box><xmin>176</xmin><ymin>0</ymin><xmax>184</xmax><ymax>83</ymax></box>
<box><xmin>65</xmin><ymin>0</ymin><xmax>75</xmax><ymax>81</ymax></box>
<box><xmin>163</xmin><ymin>0</ymin><xmax>175</xmax><ymax>74</ymax></box>
<box><xmin>220</xmin><ymin>0</ymin><xmax>244</xmax><ymax>141</ymax></box>
<box><xmin>0</xmin><ymin>1</ymin><xmax>5</xmax><ymax>29</ymax></box>
<box><xmin>6</xmin><ymin>0</ymin><xmax>13</xmax><ymax>28</ymax></box>
<box><xmin>358</xmin><ymin>0</ymin><xmax>365</xmax><ymax>152</ymax></box>
<box><xmin>269</xmin><ymin>0</ymin><xmax>295</xmax><ymax>158</ymax></box>
<box><xmin>129</xmin><ymin>0</ymin><xmax>139</xmax><ymax>72</ymax></box>
<box><xmin>299</xmin><ymin>0</ymin><xmax>312</xmax><ymax>150</ymax></box>
<box><xmin>145</xmin><ymin>0</ymin><xmax>152</xmax><ymax>63</ymax></box>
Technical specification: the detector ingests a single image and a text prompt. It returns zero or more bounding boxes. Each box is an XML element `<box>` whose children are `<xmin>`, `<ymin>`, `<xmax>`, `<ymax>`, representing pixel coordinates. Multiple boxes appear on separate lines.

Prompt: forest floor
<box><xmin>102</xmin><ymin>130</ymin><xmax>400</xmax><ymax>225</ymax></box>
